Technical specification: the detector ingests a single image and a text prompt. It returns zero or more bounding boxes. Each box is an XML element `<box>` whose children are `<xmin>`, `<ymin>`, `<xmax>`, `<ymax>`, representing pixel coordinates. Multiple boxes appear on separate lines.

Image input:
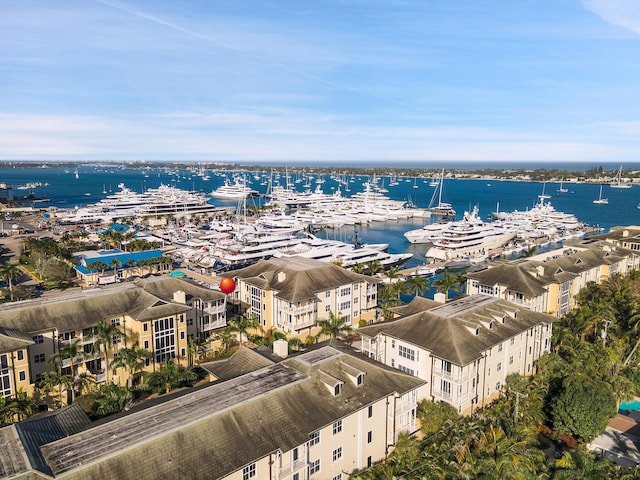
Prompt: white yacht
<box><xmin>274</xmin><ymin>234</ymin><xmax>413</xmax><ymax>269</ymax></box>
<box><xmin>61</xmin><ymin>184</ymin><xmax>220</xmax><ymax>223</ymax></box>
<box><xmin>611</xmin><ymin>165</ymin><xmax>632</xmax><ymax>189</ymax></box>
<box><xmin>404</xmin><ymin>220</ymin><xmax>453</xmax><ymax>244</ymax></box>
<box><xmin>593</xmin><ymin>185</ymin><xmax>609</xmax><ymax>204</ymax></box>
<box><xmin>425</xmin><ymin>207</ymin><xmax>516</xmax><ymax>261</ymax></box>
<box><xmin>210</xmin><ymin>177</ymin><xmax>258</xmax><ymax>199</ymax></box>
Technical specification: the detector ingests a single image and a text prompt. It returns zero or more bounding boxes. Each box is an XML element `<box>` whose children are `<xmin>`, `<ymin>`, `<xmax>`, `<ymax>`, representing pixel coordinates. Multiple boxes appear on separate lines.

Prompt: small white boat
<box><xmin>610</xmin><ymin>165</ymin><xmax>632</xmax><ymax>189</ymax></box>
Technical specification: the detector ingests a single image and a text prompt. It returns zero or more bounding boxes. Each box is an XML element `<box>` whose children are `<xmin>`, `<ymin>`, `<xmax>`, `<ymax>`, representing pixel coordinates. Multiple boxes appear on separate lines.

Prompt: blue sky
<box><xmin>1</xmin><ymin>0</ymin><xmax>640</xmax><ymax>163</ymax></box>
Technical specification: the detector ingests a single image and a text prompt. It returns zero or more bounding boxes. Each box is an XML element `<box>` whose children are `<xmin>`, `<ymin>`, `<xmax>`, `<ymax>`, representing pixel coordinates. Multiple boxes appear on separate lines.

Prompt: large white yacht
<box><xmin>425</xmin><ymin>207</ymin><xmax>516</xmax><ymax>261</ymax></box>
<box><xmin>210</xmin><ymin>177</ymin><xmax>258</xmax><ymax>199</ymax></box>
<box><xmin>61</xmin><ymin>183</ymin><xmax>220</xmax><ymax>223</ymax></box>
<box><xmin>404</xmin><ymin>220</ymin><xmax>453</xmax><ymax>244</ymax></box>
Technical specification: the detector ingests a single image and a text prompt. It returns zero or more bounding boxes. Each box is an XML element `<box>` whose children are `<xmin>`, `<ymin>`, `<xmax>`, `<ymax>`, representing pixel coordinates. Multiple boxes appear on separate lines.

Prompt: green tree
<box><xmin>418</xmin><ymin>400</ymin><xmax>459</xmax><ymax>436</ymax></box>
<box><xmin>404</xmin><ymin>274</ymin><xmax>431</xmax><ymax>297</ymax></box>
<box><xmin>140</xmin><ymin>358</ymin><xmax>198</xmax><ymax>394</ymax></box>
<box><xmin>315</xmin><ymin>311</ymin><xmax>353</xmax><ymax>341</ymax></box>
<box><xmin>92</xmin><ymin>320</ymin><xmax>122</xmax><ymax>384</ymax></box>
<box><xmin>551</xmin><ymin>374</ymin><xmax>617</xmax><ymax>443</ymax></box>
<box><xmin>227</xmin><ymin>315</ymin><xmax>259</xmax><ymax>347</ymax></box>
<box><xmin>111</xmin><ymin>341</ymin><xmax>152</xmax><ymax>387</ymax></box>
<box><xmin>48</xmin><ymin>338</ymin><xmax>88</xmax><ymax>402</ymax></box>
<box><xmin>0</xmin><ymin>261</ymin><xmax>21</xmax><ymax>301</ymax></box>
<box><xmin>432</xmin><ymin>270</ymin><xmax>464</xmax><ymax>300</ymax></box>
<box><xmin>93</xmin><ymin>383</ymin><xmax>134</xmax><ymax>417</ymax></box>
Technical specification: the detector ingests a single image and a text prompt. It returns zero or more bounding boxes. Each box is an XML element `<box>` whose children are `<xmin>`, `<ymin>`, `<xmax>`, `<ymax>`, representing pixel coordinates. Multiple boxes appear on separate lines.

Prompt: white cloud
<box><xmin>0</xmin><ymin>112</ymin><xmax>638</xmax><ymax>163</ymax></box>
<box><xmin>581</xmin><ymin>0</ymin><xmax>640</xmax><ymax>35</ymax></box>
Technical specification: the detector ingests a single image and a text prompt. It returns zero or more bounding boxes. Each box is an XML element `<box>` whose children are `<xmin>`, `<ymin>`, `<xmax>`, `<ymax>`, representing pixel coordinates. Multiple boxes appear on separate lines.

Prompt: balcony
<box><xmin>433</xmin><ymin>366</ymin><xmax>477</xmax><ymax>383</ymax></box>
<box><xmin>202</xmin><ymin>319</ymin><xmax>227</xmax><ymax>332</ymax></box>
<box><xmin>276</xmin><ymin>458</ymin><xmax>306</xmax><ymax>478</ymax></box>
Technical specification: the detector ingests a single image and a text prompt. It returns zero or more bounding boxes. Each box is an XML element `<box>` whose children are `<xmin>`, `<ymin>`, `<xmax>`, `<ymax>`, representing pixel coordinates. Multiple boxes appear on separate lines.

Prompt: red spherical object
<box><xmin>219</xmin><ymin>277</ymin><xmax>236</xmax><ymax>294</ymax></box>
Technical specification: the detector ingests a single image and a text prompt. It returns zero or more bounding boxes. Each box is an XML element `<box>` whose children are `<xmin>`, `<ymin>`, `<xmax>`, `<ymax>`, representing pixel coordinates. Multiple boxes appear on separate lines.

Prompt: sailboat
<box><xmin>593</xmin><ymin>184</ymin><xmax>609</xmax><ymax>204</ymax></box>
<box><xmin>556</xmin><ymin>179</ymin><xmax>568</xmax><ymax>193</ymax></box>
<box><xmin>539</xmin><ymin>181</ymin><xmax>551</xmax><ymax>200</ymax></box>
<box><xmin>426</xmin><ymin>169</ymin><xmax>456</xmax><ymax>217</ymax></box>
<box><xmin>74</xmin><ymin>167</ymin><xmax>79</xmax><ymax>179</ymax></box>
<box><xmin>610</xmin><ymin>165</ymin><xmax>632</xmax><ymax>189</ymax></box>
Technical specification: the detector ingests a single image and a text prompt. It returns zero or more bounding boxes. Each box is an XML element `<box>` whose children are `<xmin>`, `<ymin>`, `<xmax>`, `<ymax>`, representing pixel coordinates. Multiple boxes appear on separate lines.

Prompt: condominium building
<box><xmin>0</xmin><ymin>276</ymin><xmax>225</xmax><ymax>403</ymax></box>
<box><xmin>0</xmin><ymin>343</ymin><xmax>425</xmax><ymax>479</ymax></box>
<box><xmin>231</xmin><ymin>257</ymin><xmax>379</xmax><ymax>338</ymax></box>
<box><xmin>359</xmin><ymin>294</ymin><xmax>555</xmax><ymax>415</ymax></box>
<box><xmin>465</xmin><ymin>241</ymin><xmax>635</xmax><ymax>317</ymax></box>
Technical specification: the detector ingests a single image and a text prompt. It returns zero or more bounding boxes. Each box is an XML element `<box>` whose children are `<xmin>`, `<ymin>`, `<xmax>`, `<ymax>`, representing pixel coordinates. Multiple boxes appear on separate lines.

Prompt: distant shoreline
<box><xmin>0</xmin><ymin>160</ymin><xmax>639</xmax><ymax>183</ymax></box>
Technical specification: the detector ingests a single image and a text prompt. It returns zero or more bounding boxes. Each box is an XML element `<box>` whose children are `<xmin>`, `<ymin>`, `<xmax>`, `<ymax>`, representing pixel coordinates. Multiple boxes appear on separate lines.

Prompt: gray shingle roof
<box><xmin>37</xmin><ymin>345</ymin><xmax>424</xmax><ymax>480</ymax></box>
<box><xmin>231</xmin><ymin>257</ymin><xmax>379</xmax><ymax>303</ymax></box>
<box><xmin>0</xmin><ymin>327</ymin><xmax>34</xmax><ymax>353</ymax></box>
<box><xmin>0</xmin><ymin>277</ymin><xmax>220</xmax><ymax>334</ymax></box>
<box><xmin>200</xmin><ymin>347</ymin><xmax>275</xmax><ymax>382</ymax></box>
<box><xmin>359</xmin><ymin>294</ymin><xmax>555</xmax><ymax>366</ymax></box>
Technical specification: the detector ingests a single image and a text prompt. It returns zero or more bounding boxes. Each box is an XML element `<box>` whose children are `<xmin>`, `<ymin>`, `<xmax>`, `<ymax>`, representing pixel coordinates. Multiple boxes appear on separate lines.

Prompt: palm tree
<box><xmin>94</xmin><ymin>383</ymin><xmax>134</xmax><ymax>417</ymax></box>
<box><xmin>315</xmin><ymin>312</ymin><xmax>353</xmax><ymax>341</ymax></box>
<box><xmin>0</xmin><ymin>261</ymin><xmax>21</xmax><ymax>301</ymax></box>
<box><xmin>140</xmin><ymin>358</ymin><xmax>198</xmax><ymax>394</ymax></box>
<box><xmin>48</xmin><ymin>338</ymin><xmax>88</xmax><ymax>402</ymax></box>
<box><xmin>404</xmin><ymin>274</ymin><xmax>431</xmax><ymax>297</ymax></box>
<box><xmin>432</xmin><ymin>270</ymin><xmax>464</xmax><ymax>300</ymax></box>
<box><xmin>110</xmin><ymin>258</ymin><xmax>122</xmax><ymax>276</ymax></box>
<box><xmin>214</xmin><ymin>326</ymin><xmax>237</xmax><ymax>352</ymax></box>
<box><xmin>111</xmin><ymin>341</ymin><xmax>152</xmax><ymax>387</ymax></box>
<box><xmin>39</xmin><ymin>367</ymin><xmax>72</xmax><ymax>407</ymax></box>
<box><xmin>227</xmin><ymin>315</ymin><xmax>259</xmax><ymax>347</ymax></box>
<box><xmin>92</xmin><ymin>320</ymin><xmax>122</xmax><ymax>383</ymax></box>
<box><xmin>9</xmin><ymin>389</ymin><xmax>37</xmax><ymax>422</ymax></box>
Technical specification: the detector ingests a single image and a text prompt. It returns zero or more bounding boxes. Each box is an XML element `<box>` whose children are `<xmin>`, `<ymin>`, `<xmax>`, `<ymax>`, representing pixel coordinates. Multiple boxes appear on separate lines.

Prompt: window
<box><xmin>154</xmin><ymin>317</ymin><xmax>176</xmax><ymax>363</ymax></box>
<box><xmin>367</xmin><ymin>430</ymin><xmax>373</xmax><ymax>443</ymax></box>
<box><xmin>367</xmin><ymin>456</ymin><xmax>372</xmax><ymax>467</ymax></box>
<box><xmin>19</xmin><ymin>371</ymin><xmax>26</xmax><ymax>382</ymax></box>
<box><xmin>326</xmin><ymin>291</ymin><xmax>331</xmax><ymax>298</ymax></box>
<box><xmin>34</xmin><ymin>353</ymin><xmax>45</xmax><ymax>363</ymax></box>
<box><xmin>187</xmin><ymin>318</ymin><xmax>193</xmax><ymax>327</ymax></box>
<box><xmin>398</xmin><ymin>365</ymin><xmax>415</xmax><ymax>376</ymax></box>
<box><xmin>293</xmin><ymin>474</ymin><xmax>299</xmax><ymax>480</ymax></box>
<box><xmin>356</xmin><ymin>373</ymin><xmax>364</xmax><ymax>385</ymax></box>
<box><xmin>368</xmin><ymin>405</ymin><xmax>373</xmax><ymax>418</ymax></box>
<box><xmin>354</xmin><ymin>284</ymin><xmax>359</xmax><ymax>291</ymax></box>
<box><xmin>441</xmin><ymin>379</ymin><xmax>451</xmax><ymax>397</ymax></box>
<box><xmin>310</xmin><ymin>430</ymin><xmax>320</xmax><ymax>446</ymax></box>
<box><xmin>510</xmin><ymin>337</ymin><xmax>515</xmax><ymax>346</ymax></box>
<box><xmin>144</xmin><ymin>340</ymin><xmax>149</xmax><ymax>349</ymax></box>
<box><xmin>0</xmin><ymin>354</ymin><xmax>11</xmax><ymax>397</ymax></box>
<box><xmin>497</xmin><ymin>362</ymin><xmax>502</xmax><ymax>372</ymax></box>
<box><xmin>180</xmin><ymin>331</ymin><xmax>185</xmax><ymax>340</ymax></box>
<box><xmin>332</xmin><ymin>475</ymin><xmax>343</xmax><ymax>480</ymax></box>
<box><xmin>32</xmin><ymin>335</ymin><xmax>44</xmax><ymax>344</ymax></box>
<box><xmin>509</xmin><ymin>355</ymin><xmax>514</xmax><ymax>365</ymax></box>
<box><xmin>242</xmin><ymin>463</ymin><xmax>256</xmax><ymax>480</ymax></box>
<box><xmin>398</xmin><ymin>345</ymin><xmax>415</xmax><ymax>361</ymax></box>
<box><xmin>333</xmin><ymin>420</ymin><xmax>342</xmax><ymax>434</ymax></box>
<box><xmin>339</xmin><ymin>301</ymin><xmax>351</xmax><ymax>310</ymax></box>
<box><xmin>334</xmin><ymin>383</ymin><xmax>342</xmax><ymax>395</ymax></box>
<box><xmin>143</xmin><ymin>323</ymin><xmax>148</xmax><ymax>332</ymax></box>
<box><xmin>310</xmin><ymin>459</ymin><xmax>320</xmax><ymax>475</ymax></box>
<box><xmin>17</xmin><ymin>350</ymin><xmax>24</xmax><ymax>361</ymax></box>
<box><xmin>497</xmin><ymin>343</ymin><xmax>503</xmax><ymax>352</ymax></box>
<box><xmin>325</xmin><ymin>305</ymin><xmax>331</xmax><ymax>312</ymax></box>
<box><xmin>340</xmin><ymin>287</ymin><xmax>351</xmax><ymax>296</ymax></box>
<box><xmin>496</xmin><ymin>381</ymin><xmax>501</xmax><ymax>391</ymax></box>
<box><xmin>391</xmin><ymin>339</ymin><xmax>395</xmax><ymax>348</ymax></box>
<box><xmin>332</xmin><ymin>447</ymin><xmax>342</xmax><ymax>462</ymax></box>
<box><xmin>487</xmin><ymin>367</ymin><xmax>491</xmax><ymax>377</ymax></box>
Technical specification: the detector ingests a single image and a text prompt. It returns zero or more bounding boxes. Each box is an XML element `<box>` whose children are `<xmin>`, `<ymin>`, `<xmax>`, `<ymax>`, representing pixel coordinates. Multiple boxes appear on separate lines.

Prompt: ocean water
<box><xmin>1</xmin><ymin>165</ymin><xmax>639</xmax><ymax>270</ymax></box>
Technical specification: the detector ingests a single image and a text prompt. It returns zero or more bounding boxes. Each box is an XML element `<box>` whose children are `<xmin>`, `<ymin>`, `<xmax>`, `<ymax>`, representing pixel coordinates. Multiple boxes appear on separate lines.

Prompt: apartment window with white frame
<box><xmin>154</xmin><ymin>317</ymin><xmax>176</xmax><ymax>363</ymax></box>
<box><xmin>34</xmin><ymin>353</ymin><xmax>45</xmax><ymax>363</ymax></box>
<box><xmin>326</xmin><ymin>291</ymin><xmax>331</xmax><ymax>298</ymax></box>
<box><xmin>0</xmin><ymin>354</ymin><xmax>11</xmax><ymax>398</ymax></box>
<box><xmin>441</xmin><ymin>379</ymin><xmax>452</xmax><ymax>397</ymax></box>
<box><xmin>242</xmin><ymin>463</ymin><xmax>256</xmax><ymax>480</ymax></box>
<box><xmin>340</xmin><ymin>287</ymin><xmax>351</xmax><ymax>296</ymax></box>
<box><xmin>333</xmin><ymin>419</ymin><xmax>342</xmax><ymax>434</ymax></box>
<box><xmin>310</xmin><ymin>430</ymin><xmax>320</xmax><ymax>446</ymax></box>
<box><xmin>332</xmin><ymin>474</ymin><xmax>343</xmax><ymax>480</ymax></box>
<box><xmin>325</xmin><ymin>304</ymin><xmax>331</xmax><ymax>312</ymax></box>
<box><xmin>332</xmin><ymin>447</ymin><xmax>342</xmax><ymax>462</ymax></box>
<box><xmin>398</xmin><ymin>345</ymin><xmax>415</xmax><ymax>361</ymax></box>
<box><xmin>32</xmin><ymin>334</ymin><xmax>44</xmax><ymax>344</ymax></box>
<box><xmin>309</xmin><ymin>459</ymin><xmax>320</xmax><ymax>475</ymax></box>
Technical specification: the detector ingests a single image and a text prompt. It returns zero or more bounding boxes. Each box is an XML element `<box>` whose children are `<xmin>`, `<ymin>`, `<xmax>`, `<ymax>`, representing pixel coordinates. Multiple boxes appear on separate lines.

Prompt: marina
<box><xmin>0</xmin><ymin>164</ymin><xmax>638</xmax><ymax>273</ymax></box>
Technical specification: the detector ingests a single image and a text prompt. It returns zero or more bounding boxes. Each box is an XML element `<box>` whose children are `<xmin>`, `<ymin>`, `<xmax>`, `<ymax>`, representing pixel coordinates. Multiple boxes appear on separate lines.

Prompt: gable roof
<box><xmin>359</xmin><ymin>294</ymin><xmax>555</xmax><ymax>366</ymax></box>
<box><xmin>232</xmin><ymin>257</ymin><xmax>378</xmax><ymax>303</ymax></box>
<box><xmin>35</xmin><ymin>345</ymin><xmax>423</xmax><ymax>479</ymax></box>
<box><xmin>0</xmin><ymin>277</ymin><xmax>220</xmax><ymax>334</ymax></box>
<box><xmin>0</xmin><ymin>327</ymin><xmax>35</xmax><ymax>353</ymax></box>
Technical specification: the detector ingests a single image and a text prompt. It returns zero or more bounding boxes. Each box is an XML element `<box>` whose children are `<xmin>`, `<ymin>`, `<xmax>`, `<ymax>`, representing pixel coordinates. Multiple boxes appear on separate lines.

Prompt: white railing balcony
<box><xmin>433</xmin><ymin>366</ymin><xmax>477</xmax><ymax>383</ymax></box>
<box><xmin>292</xmin><ymin>317</ymin><xmax>316</xmax><ymax>330</ymax></box>
<box><xmin>95</xmin><ymin>372</ymin><xmax>107</xmax><ymax>383</ymax></box>
<box><xmin>203</xmin><ymin>305</ymin><xmax>225</xmax><ymax>315</ymax></box>
<box><xmin>277</xmin><ymin>459</ymin><xmax>306</xmax><ymax>478</ymax></box>
<box><xmin>202</xmin><ymin>319</ymin><xmax>227</xmax><ymax>332</ymax></box>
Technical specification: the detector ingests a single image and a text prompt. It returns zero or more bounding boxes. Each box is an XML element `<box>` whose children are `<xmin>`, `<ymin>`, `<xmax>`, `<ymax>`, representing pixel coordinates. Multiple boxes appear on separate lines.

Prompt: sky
<box><xmin>1</xmin><ymin>0</ymin><xmax>640</xmax><ymax>164</ymax></box>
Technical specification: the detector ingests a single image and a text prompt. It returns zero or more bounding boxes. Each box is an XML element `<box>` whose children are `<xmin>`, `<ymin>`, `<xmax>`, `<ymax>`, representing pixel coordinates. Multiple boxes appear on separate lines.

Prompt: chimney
<box><xmin>433</xmin><ymin>292</ymin><xmax>446</xmax><ymax>303</ymax></box>
<box><xmin>536</xmin><ymin>265</ymin><xmax>544</xmax><ymax>277</ymax></box>
<box><xmin>278</xmin><ymin>271</ymin><xmax>286</xmax><ymax>282</ymax></box>
<box><xmin>623</xmin><ymin>230</ymin><xmax>629</xmax><ymax>237</ymax></box>
<box><xmin>173</xmin><ymin>290</ymin><xmax>186</xmax><ymax>304</ymax></box>
<box><xmin>273</xmin><ymin>339</ymin><xmax>289</xmax><ymax>358</ymax></box>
